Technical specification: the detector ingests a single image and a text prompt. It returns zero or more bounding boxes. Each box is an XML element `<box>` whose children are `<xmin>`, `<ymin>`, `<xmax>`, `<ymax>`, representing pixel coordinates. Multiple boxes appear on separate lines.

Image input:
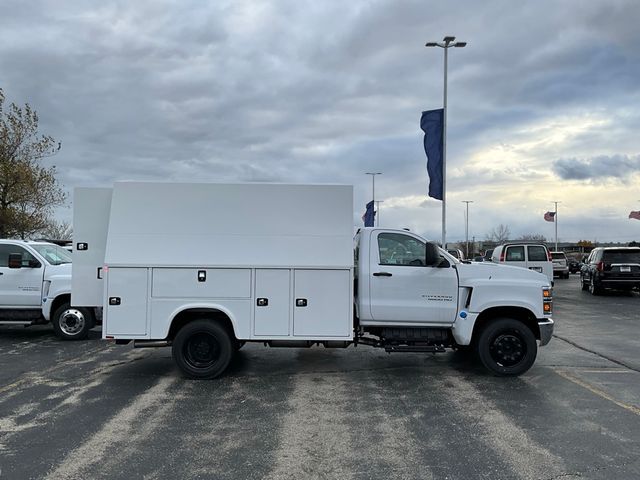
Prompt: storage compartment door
<box><xmin>254</xmin><ymin>269</ymin><xmax>290</xmax><ymax>336</ymax></box>
<box><xmin>104</xmin><ymin>268</ymin><xmax>148</xmax><ymax>336</ymax></box>
<box><xmin>72</xmin><ymin>187</ymin><xmax>112</xmax><ymax>307</ymax></box>
<box><xmin>293</xmin><ymin>270</ymin><xmax>351</xmax><ymax>338</ymax></box>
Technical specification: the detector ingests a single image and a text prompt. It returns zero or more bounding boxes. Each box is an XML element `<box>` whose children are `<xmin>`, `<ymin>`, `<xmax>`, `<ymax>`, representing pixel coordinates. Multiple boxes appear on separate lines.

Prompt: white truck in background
<box><xmin>0</xmin><ymin>239</ymin><xmax>95</xmax><ymax>339</ymax></box>
<box><xmin>72</xmin><ymin>182</ymin><xmax>554</xmax><ymax>378</ymax></box>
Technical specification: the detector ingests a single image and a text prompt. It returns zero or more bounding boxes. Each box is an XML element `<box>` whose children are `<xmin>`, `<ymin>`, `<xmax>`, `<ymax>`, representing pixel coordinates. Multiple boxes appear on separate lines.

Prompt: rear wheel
<box><xmin>589</xmin><ymin>278</ymin><xmax>602</xmax><ymax>296</ymax></box>
<box><xmin>52</xmin><ymin>303</ymin><xmax>93</xmax><ymax>340</ymax></box>
<box><xmin>581</xmin><ymin>276</ymin><xmax>589</xmax><ymax>291</ymax></box>
<box><xmin>476</xmin><ymin>318</ymin><xmax>537</xmax><ymax>376</ymax></box>
<box><xmin>172</xmin><ymin>320</ymin><xmax>233</xmax><ymax>379</ymax></box>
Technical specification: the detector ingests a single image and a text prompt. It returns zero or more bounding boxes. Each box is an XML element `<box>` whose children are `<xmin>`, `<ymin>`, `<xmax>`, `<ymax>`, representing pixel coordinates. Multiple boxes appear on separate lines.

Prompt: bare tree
<box><xmin>518</xmin><ymin>233</ymin><xmax>547</xmax><ymax>242</ymax></box>
<box><xmin>486</xmin><ymin>224</ymin><xmax>511</xmax><ymax>243</ymax></box>
<box><xmin>39</xmin><ymin>220</ymin><xmax>72</xmax><ymax>240</ymax></box>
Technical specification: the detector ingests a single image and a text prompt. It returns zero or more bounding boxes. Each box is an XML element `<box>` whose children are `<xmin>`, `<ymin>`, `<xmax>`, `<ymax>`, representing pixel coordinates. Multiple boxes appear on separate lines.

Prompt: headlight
<box><xmin>43</xmin><ymin>280</ymin><xmax>51</xmax><ymax>298</ymax></box>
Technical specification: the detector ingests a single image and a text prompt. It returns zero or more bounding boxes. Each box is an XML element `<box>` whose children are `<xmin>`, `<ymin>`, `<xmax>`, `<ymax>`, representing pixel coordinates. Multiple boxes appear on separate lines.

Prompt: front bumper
<box><xmin>538</xmin><ymin>318</ymin><xmax>554</xmax><ymax>346</ymax></box>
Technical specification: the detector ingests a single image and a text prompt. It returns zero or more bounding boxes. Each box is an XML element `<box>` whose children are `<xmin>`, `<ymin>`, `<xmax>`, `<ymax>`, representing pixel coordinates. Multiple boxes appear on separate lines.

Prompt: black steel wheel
<box><xmin>172</xmin><ymin>320</ymin><xmax>233</xmax><ymax>379</ymax></box>
<box><xmin>477</xmin><ymin>318</ymin><xmax>537</xmax><ymax>376</ymax></box>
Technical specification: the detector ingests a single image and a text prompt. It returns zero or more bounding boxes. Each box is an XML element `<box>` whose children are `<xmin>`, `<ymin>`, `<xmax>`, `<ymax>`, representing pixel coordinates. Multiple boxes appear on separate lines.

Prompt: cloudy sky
<box><xmin>1</xmin><ymin>0</ymin><xmax>639</xmax><ymax>244</ymax></box>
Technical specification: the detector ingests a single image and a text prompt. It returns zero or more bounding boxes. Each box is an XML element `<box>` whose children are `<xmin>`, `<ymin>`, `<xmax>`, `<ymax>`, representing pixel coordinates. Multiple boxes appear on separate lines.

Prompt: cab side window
<box><xmin>505</xmin><ymin>246</ymin><xmax>525</xmax><ymax>261</ymax></box>
<box><xmin>378</xmin><ymin>233</ymin><xmax>426</xmax><ymax>266</ymax></box>
<box><xmin>0</xmin><ymin>245</ymin><xmax>38</xmax><ymax>267</ymax></box>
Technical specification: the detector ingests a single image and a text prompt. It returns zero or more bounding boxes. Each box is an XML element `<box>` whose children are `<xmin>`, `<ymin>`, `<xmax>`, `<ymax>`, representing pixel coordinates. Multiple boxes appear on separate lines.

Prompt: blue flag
<box><xmin>362</xmin><ymin>201</ymin><xmax>375</xmax><ymax>227</ymax></box>
<box><xmin>420</xmin><ymin>108</ymin><xmax>444</xmax><ymax>200</ymax></box>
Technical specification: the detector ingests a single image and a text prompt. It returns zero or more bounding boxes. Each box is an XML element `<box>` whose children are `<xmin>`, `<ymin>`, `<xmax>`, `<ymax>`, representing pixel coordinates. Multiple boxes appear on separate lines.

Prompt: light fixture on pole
<box><xmin>425</xmin><ymin>36</ymin><xmax>467</xmax><ymax>249</ymax></box>
<box><xmin>462</xmin><ymin>200</ymin><xmax>473</xmax><ymax>258</ymax></box>
<box><xmin>375</xmin><ymin>200</ymin><xmax>384</xmax><ymax>226</ymax></box>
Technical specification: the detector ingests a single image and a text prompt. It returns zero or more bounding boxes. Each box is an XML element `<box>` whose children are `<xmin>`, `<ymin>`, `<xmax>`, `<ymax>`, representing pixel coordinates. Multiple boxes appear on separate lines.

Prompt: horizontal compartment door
<box><xmin>152</xmin><ymin>268</ymin><xmax>251</xmax><ymax>298</ymax></box>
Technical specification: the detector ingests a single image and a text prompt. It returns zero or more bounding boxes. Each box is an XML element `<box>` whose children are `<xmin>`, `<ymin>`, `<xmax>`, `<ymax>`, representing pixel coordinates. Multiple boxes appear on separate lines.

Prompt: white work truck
<box><xmin>72</xmin><ymin>182</ymin><xmax>554</xmax><ymax>378</ymax></box>
<box><xmin>0</xmin><ymin>239</ymin><xmax>95</xmax><ymax>339</ymax></box>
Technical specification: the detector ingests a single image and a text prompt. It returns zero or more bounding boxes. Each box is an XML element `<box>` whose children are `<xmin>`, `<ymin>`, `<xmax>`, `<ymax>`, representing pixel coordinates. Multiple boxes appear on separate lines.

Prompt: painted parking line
<box><xmin>554</xmin><ymin>368</ymin><xmax>640</xmax><ymax>416</ymax></box>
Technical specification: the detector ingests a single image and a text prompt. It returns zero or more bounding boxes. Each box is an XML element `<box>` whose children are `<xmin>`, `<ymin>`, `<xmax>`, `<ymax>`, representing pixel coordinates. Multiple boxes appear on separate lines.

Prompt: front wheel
<box><xmin>172</xmin><ymin>320</ymin><xmax>233</xmax><ymax>379</ymax></box>
<box><xmin>52</xmin><ymin>303</ymin><xmax>93</xmax><ymax>340</ymax></box>
<box><xmin>476</xmin><ymin>318</ymin><xmax>537</xmax><ymax>376</ymax></box>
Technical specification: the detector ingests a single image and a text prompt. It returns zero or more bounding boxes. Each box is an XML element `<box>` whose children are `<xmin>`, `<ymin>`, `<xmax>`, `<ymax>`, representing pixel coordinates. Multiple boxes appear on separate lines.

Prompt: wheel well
<box><xmin>167</xmin><ymin>308</ymin><xmax>236</xmax><ymax>341</ymax></box>
<box><xmin>471</xmin><ymin>307</ymin><xmax>540</xmax><ymax>344</ymax></box>
<box><xmin>50</xmin><ymin>294</ymin><xmax>71</xmax><ymax>319</ymax></box>
<box><xmin>50</xmin><ymin>294</ymin><xmax>96</xmax><ymax>325</ymax></box>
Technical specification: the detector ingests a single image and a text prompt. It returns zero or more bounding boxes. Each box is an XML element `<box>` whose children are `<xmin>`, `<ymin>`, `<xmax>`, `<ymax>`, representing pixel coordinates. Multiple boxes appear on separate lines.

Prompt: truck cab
<box><xmin>354</xmin><ymin>228</ymin><xmax>554</xmax><ymax>375</ymax></box>
<box><xmin>0</xmin><ymin>240</ymin><xmax>94</xmax><ymax>340</ymax></box>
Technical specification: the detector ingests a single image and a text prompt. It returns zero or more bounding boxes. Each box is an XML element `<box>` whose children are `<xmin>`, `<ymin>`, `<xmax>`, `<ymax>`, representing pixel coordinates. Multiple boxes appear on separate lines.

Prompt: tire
<box><xmin>563</xmin><ymin>272</ymin><xmax>570</xmax><ymax>279</ymax></box>
<box><xmin>476</xmin><ymin>318</ymin><xmax>537</xmax><ymax>376</ymax></box>
<box><xmin>589</xmin><ymin>278</ymin><xmax>602</xmax><ymax>296</ymax></box>
<box><xmin>581</xmin><ymin>276</ymin><xmax>589</xmax><ymax>291</ymax></box>
<box><xmin>172</xmin><ymin>320</ymin><xmax>233</xmax><ymax>379</ymax></box>
<box><xmin>52</xmin><ymin>302</ymin><xmax>93</xmax><ymax>340</ymax></box>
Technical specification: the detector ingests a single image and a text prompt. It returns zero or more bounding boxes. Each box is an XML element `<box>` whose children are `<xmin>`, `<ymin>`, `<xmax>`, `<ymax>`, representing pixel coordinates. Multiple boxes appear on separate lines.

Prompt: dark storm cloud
<box><xmin>553</xmin><ymin>155</ymin><xmax>640</xmax><ymax>181</ymax></box>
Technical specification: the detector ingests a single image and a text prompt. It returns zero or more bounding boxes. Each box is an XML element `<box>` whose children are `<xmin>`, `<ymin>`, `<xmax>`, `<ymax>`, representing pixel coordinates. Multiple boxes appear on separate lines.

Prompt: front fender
<box><xmin>467</xmin><ymin>281</ymin><xmax>545</xmax><ymax>318</ymax></box>
<box><xmin>42</xmin><ymin>280</ymin><xmax>71</xmax><ymax>321</ymax></box>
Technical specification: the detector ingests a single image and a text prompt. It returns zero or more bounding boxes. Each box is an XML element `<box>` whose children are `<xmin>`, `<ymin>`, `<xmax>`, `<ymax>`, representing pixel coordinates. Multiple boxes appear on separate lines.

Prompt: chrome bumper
<box><xmin>538</xmin><ymin>319</ymin><xmax>554</xmax><ymax>346</ymax></box>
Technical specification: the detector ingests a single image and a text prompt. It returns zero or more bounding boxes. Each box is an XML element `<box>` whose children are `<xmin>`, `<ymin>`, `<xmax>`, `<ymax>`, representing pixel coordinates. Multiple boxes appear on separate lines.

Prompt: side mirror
<box><xmin>425</xmin><ymin>243</ymin><xmax>441</xmax><ymax>267</ymax></box>
<box><xmin>8</xmin><ymin>253</ymin><xmax>23</xmax><ymax>269</ymax></box>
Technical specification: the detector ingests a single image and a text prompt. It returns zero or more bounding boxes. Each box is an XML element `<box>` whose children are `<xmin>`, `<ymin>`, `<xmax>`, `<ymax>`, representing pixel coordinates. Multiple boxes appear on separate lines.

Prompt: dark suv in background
<box><xmin>580</xmin><ymin>247</ymin><xmax>640</xmax><ymax>295</ymax></box>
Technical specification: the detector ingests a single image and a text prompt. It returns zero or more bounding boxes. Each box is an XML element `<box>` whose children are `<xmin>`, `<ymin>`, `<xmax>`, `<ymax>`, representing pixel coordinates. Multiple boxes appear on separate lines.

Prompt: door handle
<box><xmin>373</xmin><ymin>272</ymin><xmax>392</xmax><ymax>277</ymax></box>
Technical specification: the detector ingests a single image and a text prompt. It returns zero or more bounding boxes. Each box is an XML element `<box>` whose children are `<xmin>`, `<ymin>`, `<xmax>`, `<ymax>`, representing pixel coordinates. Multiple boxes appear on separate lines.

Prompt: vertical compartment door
<box><xmin>105</xmin><ymin>268</ymin><xmax>148</xmax><ymax>336</ymax></box>
<box><xmin>254</xmin><ymin>269</ymin><xmax>290</xmax><ymax>336</ymax></box>
<box><xmin>293</xmin><ymin>270</ymin><xmax>351</xmax><ymax>338</ymax></box>
<box><xmin>72</xmin><ymin>187</ymin><xmax>112</xmax><ymax>307</ymax></box>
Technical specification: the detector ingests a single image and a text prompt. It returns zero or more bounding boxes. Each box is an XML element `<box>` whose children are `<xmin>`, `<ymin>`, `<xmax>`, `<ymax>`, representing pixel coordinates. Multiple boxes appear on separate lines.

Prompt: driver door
<box><xmin>369</xmin><ymin>232</ymin><xmax>458</xmax><ymax>324</ymax></box>
<box><xmin>0</xmin><ymin>244</ymin><xmax>44</xmax><ymax>307</ymax></box>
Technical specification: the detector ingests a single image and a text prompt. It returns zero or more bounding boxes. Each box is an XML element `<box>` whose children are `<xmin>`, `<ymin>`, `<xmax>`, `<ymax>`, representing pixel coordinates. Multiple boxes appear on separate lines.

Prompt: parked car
<box><xmin>580</xmin><ymin>247</ymin><xmax>640</xmax><ymax>295</ymax></box>
<box><xmin>568</xmin><ymin>259</ymin><xmax>580</xmax><ymax>274</ymax></box>
<box><xmin>551</xmin><ymin>252</ymin><xmax>570</xmax><ymax>279</ymax></box>
<box><xmin>492</xmin><ymin>242</ymin><xmax>553</xmax><ymax>284</ymax></box>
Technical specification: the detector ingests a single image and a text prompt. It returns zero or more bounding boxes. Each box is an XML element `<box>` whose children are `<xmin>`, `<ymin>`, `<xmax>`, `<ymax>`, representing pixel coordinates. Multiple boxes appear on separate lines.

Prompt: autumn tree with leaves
<box><xmin>0</xmin><ymin>88</ymin><xmax>66</xmax><ymax>239</ymax></box>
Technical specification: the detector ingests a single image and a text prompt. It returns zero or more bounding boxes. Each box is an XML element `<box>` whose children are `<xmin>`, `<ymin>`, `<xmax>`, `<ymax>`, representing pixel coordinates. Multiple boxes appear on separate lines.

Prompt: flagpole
<box><xmin>552</xmin><ymin>200</ymin><xmax>561</xmax><ymax>251</ymax></box>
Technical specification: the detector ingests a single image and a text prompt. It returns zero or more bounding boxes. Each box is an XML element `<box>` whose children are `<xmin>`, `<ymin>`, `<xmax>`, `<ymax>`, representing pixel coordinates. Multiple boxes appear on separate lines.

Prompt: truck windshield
<box><xmin>31</xmin><ymin>244</ymin><xmax>72</xmax><ymax>265</ymax></box>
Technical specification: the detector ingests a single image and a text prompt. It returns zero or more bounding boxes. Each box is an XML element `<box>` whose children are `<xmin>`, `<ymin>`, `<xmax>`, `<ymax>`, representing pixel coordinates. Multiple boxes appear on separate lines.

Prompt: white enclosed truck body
<box><xmin>73</xmin><ymin>182</ymin><xmax>554</xmax><ymax>378</ymax></box>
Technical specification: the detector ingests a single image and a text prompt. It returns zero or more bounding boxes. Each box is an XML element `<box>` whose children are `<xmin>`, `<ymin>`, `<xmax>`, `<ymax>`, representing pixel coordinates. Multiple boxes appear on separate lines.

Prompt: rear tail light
<box><xmin>500</xmin><ymin>250</ymin><xmax>505</xmax><ymax>262</ymax></box>
<box><xmin>596</xmin><ymin>261</ymin><xmax>604</xmax><ymax>272</ymax></box>
<box><xmin>547</xmin><ymin>250</ymin><xmax>552</xmax><ymax>262</ymax></box>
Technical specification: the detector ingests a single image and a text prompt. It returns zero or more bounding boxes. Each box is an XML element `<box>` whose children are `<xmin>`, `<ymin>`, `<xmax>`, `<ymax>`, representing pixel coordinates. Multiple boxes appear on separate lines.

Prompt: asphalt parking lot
<box><xmin>1</xmin><ymin>275</ymin><xmax>639</xmax><ymax>480</ymax></box>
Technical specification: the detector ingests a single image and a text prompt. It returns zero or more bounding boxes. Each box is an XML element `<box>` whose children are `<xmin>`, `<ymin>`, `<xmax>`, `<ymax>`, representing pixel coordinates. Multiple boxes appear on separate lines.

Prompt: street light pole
<box><xmin>365</xmin><ymin>172</ymin><xmax>382</xmax><ymax>212</ymax></box>
<box><xmin>462</xmin><ymin>200</ymin><xmax>473</xmax><ymax>258</ymax></box>
<box><xmin>426</xmin><ymin>36</ymin><xmax>467</xmax><ymax>249</ymax></box>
